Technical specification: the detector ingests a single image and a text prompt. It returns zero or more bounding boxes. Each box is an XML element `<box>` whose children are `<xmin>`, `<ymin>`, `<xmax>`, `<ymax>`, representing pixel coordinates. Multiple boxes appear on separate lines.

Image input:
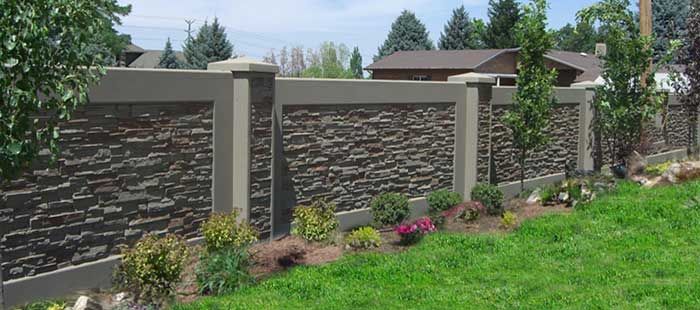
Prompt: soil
<box><xmin>248</xmin><ymin>236</ymin><xmax>343</xmax><ymax>279</ymax></box>
<box><xmin>442</xmin><ymin>200</ymin><xmax>572</xmax><ymax>234</ymax></box>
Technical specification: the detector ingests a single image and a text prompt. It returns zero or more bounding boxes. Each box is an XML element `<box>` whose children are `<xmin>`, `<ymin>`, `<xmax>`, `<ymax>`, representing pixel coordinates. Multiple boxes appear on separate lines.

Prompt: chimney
<box><xmin>595</xmin><ymin>43</ymin><xmax>607</xmax><ymax>57</ymax></box>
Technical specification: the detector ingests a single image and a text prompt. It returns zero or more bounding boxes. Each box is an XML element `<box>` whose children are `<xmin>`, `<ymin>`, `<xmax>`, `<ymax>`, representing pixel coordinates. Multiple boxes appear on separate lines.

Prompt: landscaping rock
<box><xmin>73</xmin><ymin>296</ymin><xmax>102</xmax><ymax>310</ymax></box>
<box><xmin>526</xmin><ymin>189</ymin><xmax>541</xmax><ymax>205</ymax></box>
<box><xmin>558</xmin><ymin>192</ymin><xmax>570</xmax><ymax>203</ymax></box>
<box><xmin>662</xmin><ymin>162</ymin><xmax>700</xmax><ymax>184</ymax></box>
<box><xmin>625</xmin><ymin>151</ymin><xmax>647</xmax><ymax>178</ymax></box>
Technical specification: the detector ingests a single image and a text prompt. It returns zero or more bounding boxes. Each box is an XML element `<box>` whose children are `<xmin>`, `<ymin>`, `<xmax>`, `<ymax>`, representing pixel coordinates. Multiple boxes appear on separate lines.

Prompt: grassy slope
<box><xmin>176</xmin><ymin>182</ymin><xmax>700</xmax><ymax>309</ymax></box>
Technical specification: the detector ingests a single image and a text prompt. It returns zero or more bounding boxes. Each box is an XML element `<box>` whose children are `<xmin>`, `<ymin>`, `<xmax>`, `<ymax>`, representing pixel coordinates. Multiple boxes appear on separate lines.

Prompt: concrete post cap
<box><xmin>571</xmin><ymin>80</ymin><xmax>603</xmax><ymax>89</ymax></box>
<box><xmin>447</xmin><ymin>72</ymin><xmax>496</xmax><ymax>84</ymax></box>
<box><xmin>207</xmin><ymin>57</ymin><xmax>280</xmax><ymax>73</ymax></box>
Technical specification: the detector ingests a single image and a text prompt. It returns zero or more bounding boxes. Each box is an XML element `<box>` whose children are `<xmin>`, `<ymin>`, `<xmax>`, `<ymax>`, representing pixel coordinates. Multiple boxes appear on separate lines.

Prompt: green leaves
<box><xmin>503</xmin><ymin>0</ymin><xmax>557</xmax><ymax>189</ymax></box>
<box><xmin>1</xmin><ymin>0</ymin><xmax>126</xmax><ymax>182</ymax></box>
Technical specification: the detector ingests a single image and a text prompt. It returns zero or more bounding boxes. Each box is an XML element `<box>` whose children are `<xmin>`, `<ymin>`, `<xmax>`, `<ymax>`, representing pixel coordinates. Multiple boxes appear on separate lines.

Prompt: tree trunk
<box><xmin>519</xmin><ymin>150</ymin><xmax>526</xmax><ymax>192</ymax></box>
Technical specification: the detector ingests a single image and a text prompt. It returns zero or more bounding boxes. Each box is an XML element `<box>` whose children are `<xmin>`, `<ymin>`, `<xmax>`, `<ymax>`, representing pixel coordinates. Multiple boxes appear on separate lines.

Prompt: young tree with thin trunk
<box><xmin>579</xmin><ymin>0</ymin><xmax>678</xmax><ymax>165</ymax></box>
<box><xmin>502</xmin><ymin>0</ymin><xmax>558</xmax><ymax>191</ymax></box>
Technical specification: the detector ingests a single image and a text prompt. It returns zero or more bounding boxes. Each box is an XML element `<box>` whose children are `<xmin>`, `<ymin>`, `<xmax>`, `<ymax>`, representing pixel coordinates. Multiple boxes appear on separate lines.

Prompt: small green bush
<box><xmin>370</xmin><ymin>193</ymin><xmax>410</xmax><ymax>227</ymax></box>
<box><xmin>196</xmin><ymin>247</ymin><xmax>253</xmax><ymax>296</ymax></box>
<box><xmin>646</xmin><ymin>161</ymin><xmax>673</xmax><ymax>176</ymax></box>
<box><xmin>17</xmin><ymin>300</ymin><xmax>66</xmax><ymax>310</ymax></box>
<box><xmin>202</xmin><ymin>210</ymin><xmax>258</xmax><ymax>253</ymax></box>
<box><xmin>471</xmin><ymin>183</ymin><xmax>504</xmax><ymax>215</ymax></box>
<box><xmin>345</xmin><ymin>226</ymin><xmax>382</xmax><ymax>249</ymax></box>
<box><xmin>427</xmin><ymin>189</ymin><xmax>463</xmax><ymax>213</ymax></box>
<box><xmin>292</xmin><ymin>199</ymin><xmax>339</xmax><ymax>242</ymax></box>
<box><xmin>539</xmin><ymin>185</ymin><xmax>559</xmax><ymax>204</ymax></box>
<box><xmin>501</xmin><ymin>211</ymin><xmax>517</xmax><ymax>228</ymax></box>
<box><xmin>114</xmin><ymin>234</ymin><xmax>189</xmax><ymax>305</ymax></box>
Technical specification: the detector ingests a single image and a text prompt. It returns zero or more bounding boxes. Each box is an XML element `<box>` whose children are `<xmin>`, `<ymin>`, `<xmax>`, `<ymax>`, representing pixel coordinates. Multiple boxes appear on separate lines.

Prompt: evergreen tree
<box><xmin>375</xmin><ymin>10</ymin><xmax>434</xmax><ymax>61</ymax></box>
<box><xmin>472</xmin><ymin>19</ymin><xmax>488</xmax><ymax>49</ymax></box>
<box><xmin>555</xmin><ymin>22</ymin><xmax>600</xmax><ymax>53</ymax></box>
<box><xmin>484</xmin><ymin>0</ymin><xmax>522</xmax><ymax>48</ymax></box>
<box><xmin>439</xmin><ymin>6</ymin><xmax>481</xmax><ymax>50</ymax></box>
<box><xmin>653</xmin><ymin>0</ymin><xmax>690</xmax><ymax>61</ymax></box>
<box><xmin>183</xmin><ymin>18</ymin><xmax>234</xmax><ymax>69</ymax></box>
<box><xmin>157</xmin><ymin>38</ymin><xmax>179</xmax><ymax>69</ymax></box>
<box><xmin>350</xmin><ymin>46</ymin><xmax>363</xmax><ymax>78</ymax></box>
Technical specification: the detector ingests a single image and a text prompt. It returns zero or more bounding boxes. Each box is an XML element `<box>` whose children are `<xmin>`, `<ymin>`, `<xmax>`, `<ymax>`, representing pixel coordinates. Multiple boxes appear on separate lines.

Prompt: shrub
<box><xmin>441</xmin><ymin>201</ymin><xmax>485</xmax><ymax>223</ymax></box>
<box><xmin>539</xmin><ymin>185</ymin><xmax>559</xmax><ymax>205</ymax></box>
<box><xmin>646</xmin><ymin>161</ymin><xmax>673</xmax><ymax>176</ymax></box>
<box><xmin>114</xmin><ymin>234</ymin><xmax>189</xmax><ymax>305</ymax></box>
<box><xmin>345</xmin><ymin>226</ymin><xmax>382</xmax><ymax>249</ymax></box>
<box><xmin>370</xmin><ymin>193</ymin><xmax>410</xmax><ymax>227</ymax></box>
<box><xmin>427</xmin><ymin>189</ymin><xmax>463</xmax><ymax>213</ymax></box>
<box><xmin>471</xmin><ymin>183</ymin><xmax>504</xmax><ymax>215</ymax></box>
<box><xmin>196</xmin><ymin>247</ymin><xmax>253</xmax><ymax>296</ymax></box>
<box><xmin>395</xmin><ymin>217</ymin><xmax>436</xmax><ymax>245</ymax></box>
<box><xmin>501</xmin><ymin>211</ymin><xmax>517</xmax><ymax>229</ymax></box>
<box><xmin>292</xmin><ymin>198</ymin><xmax>339</xmax><ymax>242</ymax></box>
<box><xmin>202</xmin><ymin>210</ymin><xmax>258</xmax><ymax>253</ymax></box>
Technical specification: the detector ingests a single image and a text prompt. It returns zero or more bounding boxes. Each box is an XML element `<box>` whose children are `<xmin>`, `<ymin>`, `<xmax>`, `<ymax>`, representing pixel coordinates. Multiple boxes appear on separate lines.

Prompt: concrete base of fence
<box><xmin>498</xmin><ymin>173</ymin><xmax>568</xmax><ymax>199</ymax></box>
<box><xmin>336</xmin><ymin>198</ymin><xmax>429</xmax><ymax>231</ymax></box>
<box><xmin>3</xmin><ymin>237</ymin><xmax>203</xmax><ymax>308</ymax></box>
<box><xmin>646</xmin><ymin>148</ymin><xmax>688</xmax><ymax>165</ymax></box>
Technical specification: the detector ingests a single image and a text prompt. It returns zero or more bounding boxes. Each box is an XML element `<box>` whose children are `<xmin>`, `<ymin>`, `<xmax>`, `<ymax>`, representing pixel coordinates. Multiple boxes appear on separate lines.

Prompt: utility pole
<box><xmin>640</xmin><ymin>0</ymin><xmax>653</xmax><ymax>84</ymax></box>
<box><xmin>184</xmin><ymin>19</ymin><xmax>196</xmax><ymax>41</ymax></box>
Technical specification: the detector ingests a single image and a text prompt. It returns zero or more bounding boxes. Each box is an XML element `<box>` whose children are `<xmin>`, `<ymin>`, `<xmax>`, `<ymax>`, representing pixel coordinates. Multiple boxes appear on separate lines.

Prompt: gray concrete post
<box><xmin>448</xmin><ymin>73</ymin><xmax>495</xmax><ymax>200</ymax></box>
<box><xmin>208</xmin><ymin>58</ymin><xmax>279</xmax><ymax>238</ymax></box>
<box><xmin>572</xmin><ymin>82</ymin><xmax>600</xmax><ymax>171</ymax></box>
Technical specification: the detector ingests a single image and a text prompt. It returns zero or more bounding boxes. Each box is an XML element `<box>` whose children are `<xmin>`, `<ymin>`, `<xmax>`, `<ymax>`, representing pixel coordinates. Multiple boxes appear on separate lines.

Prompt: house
<box><xmin>119</xmin><ymin>43</ymin><xmax>186</xmax><ymax>68</ymax></box>
<box><xmin>366</xmin><ymin>48</ymin><xmax>601</xmax><ymax>87</ymax></box>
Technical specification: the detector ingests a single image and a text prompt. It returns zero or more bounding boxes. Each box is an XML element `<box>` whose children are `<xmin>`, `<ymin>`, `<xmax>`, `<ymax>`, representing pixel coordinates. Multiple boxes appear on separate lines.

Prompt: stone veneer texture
<box><xmin>249</xmin><ymin>77</ymin><xmax>274</xmax><ymax>238</ymax></box>
<box><xmin>489</xmin><ymin>103</ymin><xmax>581</xmax><ymax>183</ymax></box>
<box><xmin>282</xmin><ymin>103</ymin><xmax>455</xmax><ymax>212</ymax></box>
<box><xmin>0</xmin><ymin>103</ymin><xmax>213</xmax><ymax>280</ymax></box>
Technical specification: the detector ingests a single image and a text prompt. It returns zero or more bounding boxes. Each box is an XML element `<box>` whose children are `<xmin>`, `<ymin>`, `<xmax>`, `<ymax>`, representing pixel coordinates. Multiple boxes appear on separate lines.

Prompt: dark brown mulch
<box><xmin>247</xmin><ymin>235</ymin><xmax>343</xmax><ymax>279</ymax></box>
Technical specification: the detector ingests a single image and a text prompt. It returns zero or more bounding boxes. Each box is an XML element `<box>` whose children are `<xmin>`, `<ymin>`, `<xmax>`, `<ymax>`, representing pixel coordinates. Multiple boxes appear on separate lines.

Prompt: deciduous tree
<box><xmin>502</xmin><ymin>0</ymin><xmax>558</xmax><ymax>191</ymax></box>
<box><xmin>555</xmin><ymin>22</ymin><xmax>600</xmax><ymax>53</ymax></box>
<box><xmin>0</xmin><ymin>0</ymin><xmax>128</xmax><ymax>181</ymax></box>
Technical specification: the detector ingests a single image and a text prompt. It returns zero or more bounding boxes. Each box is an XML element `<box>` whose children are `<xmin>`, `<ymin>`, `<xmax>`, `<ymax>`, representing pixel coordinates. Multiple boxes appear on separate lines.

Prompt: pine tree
<box><xmin>182</xmin><ymin>18</ymin><xmax>234</xmax><ymax>69</ymax></box>
<box><xmin>157</xmin><ymin>38</ymin><xmax>179</xmax><ymax>69</ymax></box>
<box><xmin>375</xmin><ymin>10</ymin><xmax>434</xmax><ymax>61</ymax></box>
<box><xmin>439</xmin><ymin>6</ymin><xmax>480</xmax><ymax>50</ymax></box>
<box><xmin>555</xmin><ymin>22</ymin><xmax>600</xmax><ymax>53</ymax></box>
<box><xmin>350</xmin><ymin>46</ymin><xmax>363</xmax><ymax>78</ymax></box>
<box><xmin>653</xmin><ymin>0</ymin><xmax>690</xmax><ymax>61</ymax></box>
<box><xmin>484</xmin><ymin>0</ymin><xmax>522</xmax><ymax>48</ymax></box>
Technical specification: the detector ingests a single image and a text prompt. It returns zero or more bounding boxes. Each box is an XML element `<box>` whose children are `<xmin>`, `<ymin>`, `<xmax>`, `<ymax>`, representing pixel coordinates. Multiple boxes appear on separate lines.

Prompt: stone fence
<box><xmin>0</xmin><ymin>59</ymin><xmax>693</xmax><ymax>307</ymax></box>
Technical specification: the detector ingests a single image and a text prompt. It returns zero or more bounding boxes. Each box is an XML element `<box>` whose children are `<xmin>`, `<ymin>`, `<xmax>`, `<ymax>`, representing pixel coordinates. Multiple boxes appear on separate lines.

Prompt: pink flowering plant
<box><xmin>394</xmin><ymin>217</ymin><xmax>436</xmax><ymax>245</ymax></box>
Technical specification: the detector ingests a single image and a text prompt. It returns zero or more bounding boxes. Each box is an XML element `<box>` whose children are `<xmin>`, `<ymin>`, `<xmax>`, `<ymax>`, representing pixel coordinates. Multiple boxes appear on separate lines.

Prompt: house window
<box><xmin>412</xmin><ymin>75</ymin><xmax>431</xmax><ymax>81</ymax></box>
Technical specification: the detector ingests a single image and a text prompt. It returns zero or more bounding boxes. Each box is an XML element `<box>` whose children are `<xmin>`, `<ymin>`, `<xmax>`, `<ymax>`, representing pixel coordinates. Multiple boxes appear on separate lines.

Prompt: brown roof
<box><xmin>546</xmin><ymin>50</ymin><xmax>601</xmax><ymax>82</ymax></box>
<box><xmin>128</xmin><ymin>50</ymin><xmax>186</xmax><ymax>69</ymax></box>
<box><xmin>366</xmin><ymin>49</ymin><xmax>509</xmax><ymax>70</ymax></box>
<box><xmin>367</xmin><ymin>49</ymin><xmax>602</xmax><ymax>82</ymax></box>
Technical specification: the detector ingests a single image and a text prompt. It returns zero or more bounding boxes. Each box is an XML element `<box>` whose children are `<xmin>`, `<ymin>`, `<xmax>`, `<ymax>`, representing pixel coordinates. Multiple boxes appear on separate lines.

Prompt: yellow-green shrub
<box><xmin>345</xmin><ymin>226</ymin><xmax>381</xmax><ymax>249</ymax></box>
<box><xmin>292</xmin><ymin>199</ymin><xmax>339</xmax><ymax>242</ymax></box>
<box><xmin>114</xmin><ymin>234</ymin><xmax>188</xmax><ymax>305</ymax></box>
<box><xmin>202</xmin><ymin>209</ymin><xmax>258</xmax><ymax>252</ymax></box>
<box><xmin>646</xmin><ymin>161</ymin><xmax>673</xmax><ymax>176</ymax></box>
<box><xmin>501</xmin><ymin>211</ymin><xmax>517</xmax><ymax>228</ymax></box>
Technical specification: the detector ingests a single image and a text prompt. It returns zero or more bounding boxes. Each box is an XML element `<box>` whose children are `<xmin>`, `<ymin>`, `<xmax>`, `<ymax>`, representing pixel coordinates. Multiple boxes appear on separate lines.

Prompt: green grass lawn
<box><xmin>175</xmin><ymin>182</ymin><xmax>700</xmax><ymax>309</ymax></box>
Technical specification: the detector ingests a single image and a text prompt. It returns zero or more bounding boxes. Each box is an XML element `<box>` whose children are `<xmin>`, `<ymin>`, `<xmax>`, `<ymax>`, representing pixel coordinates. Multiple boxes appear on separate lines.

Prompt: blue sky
<box><xmin>116</xmin><ymin>0</ymin><xmax>604</xmax><ymax>66</ymax></box>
